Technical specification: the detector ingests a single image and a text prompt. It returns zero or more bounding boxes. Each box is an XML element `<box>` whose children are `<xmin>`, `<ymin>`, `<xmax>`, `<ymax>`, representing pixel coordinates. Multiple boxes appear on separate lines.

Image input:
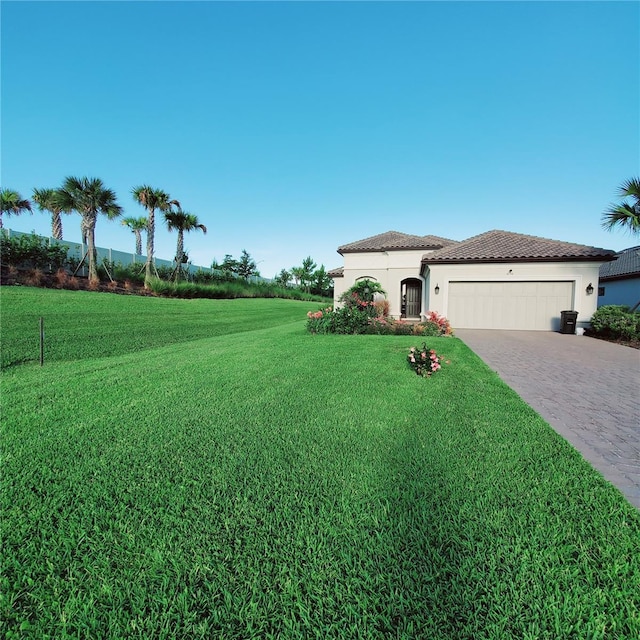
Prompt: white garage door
<box><xmin>448</xmin><ymin>281</ymin><xmax>574</xmax><ymax>330</ymax></box>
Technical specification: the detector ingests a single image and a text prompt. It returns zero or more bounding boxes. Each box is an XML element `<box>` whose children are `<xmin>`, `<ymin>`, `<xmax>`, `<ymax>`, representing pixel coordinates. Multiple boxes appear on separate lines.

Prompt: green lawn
<box><xmin>1</xmin><ymin>287</ymin><xmax>639</xmax><ymax>638</ymax></box>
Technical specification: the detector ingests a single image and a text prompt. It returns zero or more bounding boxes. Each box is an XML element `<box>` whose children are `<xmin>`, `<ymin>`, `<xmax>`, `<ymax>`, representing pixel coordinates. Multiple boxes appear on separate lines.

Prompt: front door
<box><xmin>402</xmin><ymin>280</ymin><xmax>422</xmax><ymax>318</ymax></box>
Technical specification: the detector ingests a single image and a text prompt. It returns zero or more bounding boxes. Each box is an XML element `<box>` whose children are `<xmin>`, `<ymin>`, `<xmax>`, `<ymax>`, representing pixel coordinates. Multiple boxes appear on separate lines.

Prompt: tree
<box><xmin>602</xmin><ymin>177</ymin><xmax>640</xmax><ymax>236</ymax></box>
<box><xmin>299</xmin><ymin>256</ymin><xmax>317</xmax><ymax>291</ymax></box>
<box><xmin>132</xmin><ymin>185</ymin><xmax>179</xmax><ymax>284</ymax></box>
<box><xmin>237</xmin><ymin>249</ymin><xmax>259</xmax><ymax>280</ymax></box>
<box><xmin>274</xmin><ymin>268</ymin><xmax>291</xmax><ymax>287</ymax></box>
<box><xmin>56</xmin><ymin>176</ymin><xmax>122</xmax><ymax>282</ymax></box>
<box><xmin>121</xmin><ymin>216</ymin><xmax>148</xmax><ymax>255</ymax></box>
<box><xmin>0</xmin><ymin>188</ymin><xmax>32</xmax><ymax>229</ymax></box>
<box><xmin>163</xmin><ymin>208</ymin><xmax>207</xmax><ymax>281</ymax></box>
<box><xmin>32</xmin><ymin>188</ymin><xmax>72</xmax><ymax>240</ymax></box>
<box><xmin>312</xmin><ymin>264</ymin><xmax>333</xmax><ymax>296</ymax></box>
<box><xmin>290</xmin><ymin>266</ymin><xmax>304</xmax><ymax>287</ymax></box>
<box><xmin>220</xmin><ymin>254</ymin><xmax>239</xmax><ymax>277</ymax></box>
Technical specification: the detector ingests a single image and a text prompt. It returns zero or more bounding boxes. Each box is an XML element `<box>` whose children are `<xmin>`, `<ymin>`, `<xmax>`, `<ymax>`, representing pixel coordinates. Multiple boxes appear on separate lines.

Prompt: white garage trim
<box><xmin>448</xmin><ymin>281</ymin><xmax>574</xmax><ymax>330</ymax></box>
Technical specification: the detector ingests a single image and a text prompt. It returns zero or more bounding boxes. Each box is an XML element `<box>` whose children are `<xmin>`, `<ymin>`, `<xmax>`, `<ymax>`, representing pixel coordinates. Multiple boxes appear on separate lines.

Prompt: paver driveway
<box><xmin>455</xmin><ymin>329</ymin><xmax>640</xmax><ymax>510</ymax></box>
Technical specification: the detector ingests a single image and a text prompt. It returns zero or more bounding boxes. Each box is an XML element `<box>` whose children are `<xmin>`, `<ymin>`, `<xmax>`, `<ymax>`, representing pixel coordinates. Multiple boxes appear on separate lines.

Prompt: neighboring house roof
<box><xmin>338</xmin><ymin>230</ymin><xmax>456</xmax><ymax>254</ymax></box>
<box><xmin>599</xmin><ymin>246</ymin><xmax>640</xmax><ymax>281</ymax></box>
<box><xmin>421</xmin><ymin>230</ymin><xmax>616</xmax><ymax>265</ymax></box>
<box><xmin>327</xmin><ymin>267</ymin><xmax>344</xmax><ymax>278</ymax></box>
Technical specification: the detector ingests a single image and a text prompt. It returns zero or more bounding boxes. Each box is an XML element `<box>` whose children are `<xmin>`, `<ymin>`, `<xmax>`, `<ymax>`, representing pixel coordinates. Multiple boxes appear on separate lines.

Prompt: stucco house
<box><xmin>597</xmin><ymin>245</ymin><xmax>640</xmax><ymax>310</ymax></box>
<box><xmin>329</xmin><ymin>230</ymin><xmax>616</xmax><ymax>331</ymax></box>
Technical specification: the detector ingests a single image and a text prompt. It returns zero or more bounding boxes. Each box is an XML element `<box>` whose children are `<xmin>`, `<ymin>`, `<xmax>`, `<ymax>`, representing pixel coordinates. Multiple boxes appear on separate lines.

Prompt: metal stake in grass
<box><xmin>39</xmin><ymin>317</ymin><xmax>44</xmax><ymax>366</ymax></box>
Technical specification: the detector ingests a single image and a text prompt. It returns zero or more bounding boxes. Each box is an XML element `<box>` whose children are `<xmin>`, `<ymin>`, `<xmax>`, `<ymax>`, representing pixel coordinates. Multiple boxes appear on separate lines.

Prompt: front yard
<box><xmin>1</xmin><ymin>288</ymin><xmax>639</xmax><ymax>638</ymax></box>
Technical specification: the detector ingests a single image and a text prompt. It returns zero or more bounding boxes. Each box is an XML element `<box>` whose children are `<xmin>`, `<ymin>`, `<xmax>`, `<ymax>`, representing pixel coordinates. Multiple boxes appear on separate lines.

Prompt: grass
<box><xmin>1</xmin><ymin>286</ymin><xmax>639</xmax><ymax>638</ymax></box>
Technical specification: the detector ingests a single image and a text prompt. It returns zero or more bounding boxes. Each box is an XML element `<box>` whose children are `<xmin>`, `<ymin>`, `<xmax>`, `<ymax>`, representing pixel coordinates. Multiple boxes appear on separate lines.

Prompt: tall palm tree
<box><xmin>56</xmin><ymin>176</ymin><xmax>122</xmax><ymax>282</ymax></box>
<box><xmin>32</xmin><ymin>188</ymin><xmax>72</xmax><ymax>240</ymax></box>
<box><xmin>163</xmin><ymin>208</ymin><xmax>207</xmax><ymax>281</ymax></box>
<box><xmin>132</xmin><ymin>185</ymin><xmax>179</xmax><ymax>285</ymax></box>
<box><xmin>602</xmin><ymin>177</ymin><xmax>640</xmax><ymax>235</ymax></box>
<box><xmin>0</xmin><ymin>188</ymin><xmax>32</xmax><ymax>229</ymax></box>
<box><xmin>121</xmin><ymin>216</ymin><xmax>148</xmax><ymax>255</ymax></box>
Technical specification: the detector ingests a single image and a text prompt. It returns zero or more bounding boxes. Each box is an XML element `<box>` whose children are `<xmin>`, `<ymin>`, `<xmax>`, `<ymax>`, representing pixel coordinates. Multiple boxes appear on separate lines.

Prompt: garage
<box><xmin>448</xmin><ymin>281</ymin><xmax>574</xmax><ymax>330</ymax></box>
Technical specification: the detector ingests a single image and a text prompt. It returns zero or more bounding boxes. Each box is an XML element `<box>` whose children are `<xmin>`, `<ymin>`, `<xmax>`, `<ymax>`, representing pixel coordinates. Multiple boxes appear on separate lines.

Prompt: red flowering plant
<box><xmin>306</xmin><ymin>306</ymin><xmax>334</xmax><ymax>334</ymax></box>
<box><xmin>407</xmin><ymin>342</ymin><xmax>449</xmax><ymax>377</ymax></box>
<box><xmin>413</xmin><ymin>311</ymin><xmax>454</xmax><ymax>337</ymax></box>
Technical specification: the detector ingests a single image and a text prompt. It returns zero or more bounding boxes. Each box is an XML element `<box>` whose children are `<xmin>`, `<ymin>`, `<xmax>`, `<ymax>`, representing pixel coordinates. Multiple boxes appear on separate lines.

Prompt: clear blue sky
<box><xmin>2</xmin><ymin>0</ymin><xmax>639</xmax><ymax>278</ymax></box>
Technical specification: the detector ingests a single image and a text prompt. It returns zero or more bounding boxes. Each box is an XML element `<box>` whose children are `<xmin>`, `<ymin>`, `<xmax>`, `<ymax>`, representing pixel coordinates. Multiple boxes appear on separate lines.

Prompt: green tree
<box><xmin>32</xmin><ymin>188</ymin><xmax>72</xmax><ymax>240</ymax></box>
<box><xmin>0</xmin><ymin>188</ymin><xmax>32</xmax><ymax>229</ymax></box>
<box><xmin>312</xmin><ymin>264</ymin><xmax>333</xmax><ymax>296</ymax></box>
<box><xmin>56</xmin><ymin>177</ymin><xmax>122</xmax><ymax>281</ymax></box>
<box><xmin>300</xmin><ymin>256</ymin><xmax>317</xmax><ymax>292</ymax></box>
<box><xmin>121</xmin><ymin>216</ymin><xmax>148</xmax><ymax>255</ymax></box>
<box><xmin>602</xmin><ymin>177</ymin><xmax>640</xmax><ymax>235</ymax></box>
<box><xmin>237</xmin><ymin>249</ymin><xmax>259</xmax><ymax>280</ymax></box>
<box><xmin>274</xmin><ymin>268</ymin><xmax>291</xmax><ymax>287</ymax></box>
<box><xmin>290</xmin><ymin>266</ymin><xmax>304</xmax><ymax>287</ymax></box>
<box><xmin>220</xmin><ymin>254</ymin><xmax>239</xmax><ymax>277</ymax></box>
<box><xmin>132</xmin><ymin>185</ymin><xmax>179</xmax><ymax>284</ymax></box>
<box><xmin>163</xmin><ymin>208</ymin><xmax>207</xmax><ymax>281</ymax></box>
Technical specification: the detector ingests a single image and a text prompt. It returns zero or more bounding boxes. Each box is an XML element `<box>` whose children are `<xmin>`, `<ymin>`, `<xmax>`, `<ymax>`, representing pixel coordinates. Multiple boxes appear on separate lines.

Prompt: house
<box><xmin>598</xmin><ymin>245</ymin><xmax>640</xmax><ymax>309</ymax></box>
<box><xmin>330</xmin><ymin>229</ymin><xmax>616</xmax><ymax>331</ymax></box>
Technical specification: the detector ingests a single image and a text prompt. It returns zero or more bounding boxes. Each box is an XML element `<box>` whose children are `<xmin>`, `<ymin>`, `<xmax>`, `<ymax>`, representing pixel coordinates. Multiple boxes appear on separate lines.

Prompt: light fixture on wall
<box><xmin>586</xmin><ymin>283</ymin><xmax>594</xmax><ymax>295</ymax></box>
<box><xmin>434</xmin><ymin>284</ymin><xmax>440</xmax><ymax>294</ymax></box>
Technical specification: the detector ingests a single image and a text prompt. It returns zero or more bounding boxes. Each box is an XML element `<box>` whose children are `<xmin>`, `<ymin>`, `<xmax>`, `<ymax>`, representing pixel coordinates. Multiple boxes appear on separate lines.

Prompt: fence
<box><xmin>2</xmin><ymin>229</ymin><xmax>269</xmax><ymax>282</ymax></box>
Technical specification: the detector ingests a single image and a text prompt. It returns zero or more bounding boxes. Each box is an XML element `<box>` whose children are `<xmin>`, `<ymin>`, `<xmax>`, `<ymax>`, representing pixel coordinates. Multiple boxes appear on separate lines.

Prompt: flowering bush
<box><xmin>306</xmin><ymin>306</ymin><xmax>334</xmax><ymax>334</ymax></box>
<box><xmin>413</xmin><ymin>311</ymin><xmax>453</xmax><ymax>336</ymax></box>
<box><xmin>407</xmin><ymin>342</ymin><xmax>449</xmax><ymax>377</ymax></box>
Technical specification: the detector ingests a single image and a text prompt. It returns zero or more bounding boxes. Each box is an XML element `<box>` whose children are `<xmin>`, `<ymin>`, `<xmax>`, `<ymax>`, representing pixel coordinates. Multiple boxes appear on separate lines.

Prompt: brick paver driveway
<box><xmin>456</xmin><ymin>329</ymin><xmax>640</xmax><ymax>510</ymax></box>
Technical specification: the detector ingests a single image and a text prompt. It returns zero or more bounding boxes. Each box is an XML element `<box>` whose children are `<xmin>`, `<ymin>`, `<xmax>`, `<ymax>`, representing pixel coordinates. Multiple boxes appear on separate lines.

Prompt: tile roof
<box><xmin>327</xmin><ymin>266</ymin><xmax>344</xmax><ymax>278</ymax></box>
<box><xmin>421</xmin><ymin>230</ymin><xmax>616</xmax><ymax>263</ymax></box>
<box><xmin>338</xmin><ymin>230</ymin><xmax>456</xmax><ymax>254</ymax></box>
<box><xmin>599</xmin><ymin>246</ymin><xmax>640</xmax><ymax>280</ymax></box>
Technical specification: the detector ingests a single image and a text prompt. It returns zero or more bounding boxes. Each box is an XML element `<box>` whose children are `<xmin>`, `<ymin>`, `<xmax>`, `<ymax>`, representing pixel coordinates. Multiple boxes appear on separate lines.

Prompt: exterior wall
<box><xmin>424</xmin><ymin>261</ymin><xmax>604</xmax><ymax>329</ymax></box>
<box><xmin>598</xmin><ymin>277</ymin><xmax>640</xmax><ymax>308</ymax></box>
<box><xmin>334</xmin><ymin>249</ymin><xmax>428</xmax><ymax>317</ymax></box>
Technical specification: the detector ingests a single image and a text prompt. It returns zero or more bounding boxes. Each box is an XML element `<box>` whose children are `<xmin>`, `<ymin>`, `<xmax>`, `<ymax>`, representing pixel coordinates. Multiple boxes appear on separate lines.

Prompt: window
<box><xmin>598</xmin><ymin>286</ymin><xmax>605</xmax><ymax>296</ymax></box>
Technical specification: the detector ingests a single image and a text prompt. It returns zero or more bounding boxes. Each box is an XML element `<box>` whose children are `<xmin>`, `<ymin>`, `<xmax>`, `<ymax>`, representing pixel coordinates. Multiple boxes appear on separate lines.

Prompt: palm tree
<box><xmin>602</xmin><ymin>177</ymin><xmax>640</xmax><ymax>235</ymax></box>
<box><xmin>132</xmin><ymin>185</ymin><xmax>179</xmax><ymax>285</ymax></box>
<box><xmin>163</xmin><ymin>208</ymin><xmax>207</xmax><ymax>281</ymax></box>
<box><xmin>0</xmin><ymin>188</ymin><xmax>32</xmax><ymax>229</ymax></box>
<box><xmin>56</xmin><ymin>176</ymin><xmax>123</xmax><ymax>282</ymax></box>
<box><xmin>121</xmin><ymin>217</ymin><xmax>148</xmax><ymax>255</ymax></box>
<box><xmin>32</xmin><ymin>188</ymin><xmax>72</xmax><ymax>240</ymax></box>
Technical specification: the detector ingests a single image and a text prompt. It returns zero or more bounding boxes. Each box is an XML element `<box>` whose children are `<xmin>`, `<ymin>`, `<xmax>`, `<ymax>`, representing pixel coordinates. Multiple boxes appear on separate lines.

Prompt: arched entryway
<box><xmin>401</xmin><ymin>278</ymin><xmax>422</xmax><ymax>319</ymax></box>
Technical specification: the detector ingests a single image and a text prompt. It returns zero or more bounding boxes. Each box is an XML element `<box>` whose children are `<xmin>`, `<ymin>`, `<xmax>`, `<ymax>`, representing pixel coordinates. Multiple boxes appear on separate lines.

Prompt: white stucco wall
<box><xmin>334</xmin><ymin>249</ymin><xmax>428</xmax><ymax>317</ymax></box>
<box><xmin>424</xmin><ymin>261</ymin><xmax>605</xmax><ymax>329</ymax></box>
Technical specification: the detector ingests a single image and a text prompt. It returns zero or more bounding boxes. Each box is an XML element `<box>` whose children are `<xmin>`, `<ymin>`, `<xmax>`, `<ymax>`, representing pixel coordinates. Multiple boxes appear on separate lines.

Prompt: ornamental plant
<box><xmin>407</xmin><ymin>342</ymin><xmax>449</xmax><ymax>377</ymax></box>
<box><xmin>413</xmin><ymin>311</ymin><xmax>453</xmax><ymax>336</ymax></box>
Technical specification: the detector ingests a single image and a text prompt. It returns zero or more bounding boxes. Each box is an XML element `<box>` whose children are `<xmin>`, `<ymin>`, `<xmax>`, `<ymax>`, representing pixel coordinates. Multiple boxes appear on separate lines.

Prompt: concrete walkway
<box><xmin>455</xmin><ymin>329</ymin><xmax>640</xmax><ymax>510</ymax></box>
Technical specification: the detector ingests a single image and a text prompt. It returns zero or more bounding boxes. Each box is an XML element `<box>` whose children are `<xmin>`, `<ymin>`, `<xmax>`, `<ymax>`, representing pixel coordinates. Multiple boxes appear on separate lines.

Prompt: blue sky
<box><xmin>2</xmin><ymin>0</ymin><xmax>639</xmax><ymax>278</ymax></box>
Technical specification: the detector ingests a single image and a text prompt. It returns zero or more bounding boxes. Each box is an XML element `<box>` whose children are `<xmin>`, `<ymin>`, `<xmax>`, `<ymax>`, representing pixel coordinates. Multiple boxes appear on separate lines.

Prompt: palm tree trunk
<box><xmin>145</xmin><ymin>209</ymin><xmax>155</xmax><ymax>284</ymax></box>
<box><xmin>134</xmin><ymin>230</ymin><xmax>142</xmax><ymax>255</ymax></box>
<box><xmin>52</xmin><ymin>212</ymin><xmax>63</xmax><ymax>240</ymax></box>
<box><xmin>85</xmin><ymin>214</ymin><xmax>98</xmax><ymax>282</ymax></box>
<box><xmin>174</xmin><ymin>230</ymin><xmax>185</xmax><ymax>281</ymax></box>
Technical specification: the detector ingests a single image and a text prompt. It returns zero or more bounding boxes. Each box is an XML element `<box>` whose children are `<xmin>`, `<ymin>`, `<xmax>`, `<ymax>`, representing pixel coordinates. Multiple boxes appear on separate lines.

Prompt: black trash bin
<box><xmin>560</xmin><ymin>310</ymin><xmax>578</xmax><ymax>334</ymax></box>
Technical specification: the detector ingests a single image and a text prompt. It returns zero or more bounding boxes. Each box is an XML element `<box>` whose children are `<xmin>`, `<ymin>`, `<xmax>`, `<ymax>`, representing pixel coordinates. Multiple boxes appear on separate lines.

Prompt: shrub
<box><xmin>413</xmin><ymin>311</ymin><xmax>454</xmax><ymax>337</ymax></box>
<box><xmin>407</xmin><ymin>342</ymin><xmax>449</xmax><ymax>377</ymax></box>
<box><xmin>373</xmin><ymin>299</ymin><xmax>390</xmax><ymax>317</ymax></box>
<box><xmin>0</xmin><ymin>232</ymin><xmax>70</xmax><ymax>272</ymax></box>
<box><xmin>590</xmin><ymin>305</ymin><xmax>640</xmax><ymax>341</ymax></box>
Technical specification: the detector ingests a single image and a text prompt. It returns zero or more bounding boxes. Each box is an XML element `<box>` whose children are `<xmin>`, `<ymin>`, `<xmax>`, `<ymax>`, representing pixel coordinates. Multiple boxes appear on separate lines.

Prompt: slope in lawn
<box><xmin>0</xmin><ymin>286</ymin><xmax>309</xmax><ymax>369</ymax></box>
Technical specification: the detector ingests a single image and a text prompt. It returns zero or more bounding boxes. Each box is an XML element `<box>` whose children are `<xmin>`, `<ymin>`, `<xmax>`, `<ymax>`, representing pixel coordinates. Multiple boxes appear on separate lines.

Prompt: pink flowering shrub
<box><xmin>407</xmin><ymin>342</ymin><xmax>450</xmax><ymax>377</ymax></box>
<box><xmin>306</xmin><ymin>306</ymin><xmax>334</xmax><ymax>333</ymax></box>
<box><xmin>413</xmin><ymin>311</ymin><xmax>454</xmax><ymax>337</ymax></box>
